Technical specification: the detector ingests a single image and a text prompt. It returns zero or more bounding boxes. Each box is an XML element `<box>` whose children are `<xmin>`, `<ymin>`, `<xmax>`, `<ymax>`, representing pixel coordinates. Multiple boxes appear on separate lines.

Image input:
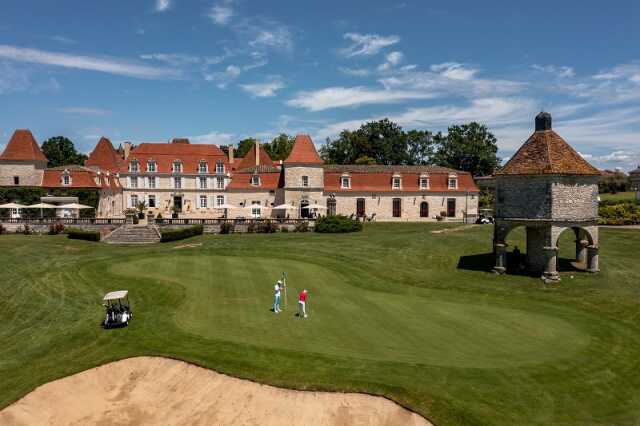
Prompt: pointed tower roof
<box><xmin>496</xmin><ymin>112</ymin><xmax>599</xmax><ymax>176</ymax></box>
<box><xmin>237</xmin><ymin>141</ymin><xmax>274</xmax><ymax>170</ymax></box>
<box><xmin>0</xmin><ymin>129</ymin><xmax>47</xmax><ymax>162</ymax></box>
<box><xmin>284</xmin><ymin>134</ymin><xmax>323</xmax><ymax>165</ymax></box>
<box><xmin>85</xmin><ymin>137</ymin><xmax>123</xmax><ymax>172</ymax></box>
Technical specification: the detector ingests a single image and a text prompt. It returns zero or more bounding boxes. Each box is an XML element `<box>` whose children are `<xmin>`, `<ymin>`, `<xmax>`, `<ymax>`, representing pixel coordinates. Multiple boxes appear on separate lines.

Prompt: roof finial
<box><xmin>535</xmin><ymin>111</ymin><xmax>552</xmax><ymax>131</ymax></box>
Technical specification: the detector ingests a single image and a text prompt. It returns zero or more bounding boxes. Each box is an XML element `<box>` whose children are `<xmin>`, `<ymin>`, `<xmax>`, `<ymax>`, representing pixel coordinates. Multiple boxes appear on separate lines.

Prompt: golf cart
<box><xmin>102</xmin><ymin>290</ymin><xmax>132</xmax><ymax>328</ymax></box>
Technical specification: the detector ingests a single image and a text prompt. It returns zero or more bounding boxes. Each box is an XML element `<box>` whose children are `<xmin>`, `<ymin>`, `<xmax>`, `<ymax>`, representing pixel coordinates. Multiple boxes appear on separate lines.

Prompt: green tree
<box><xmin>264</xmin><ymin>133</ymin><xmax>295</xmax><ymax>161</ymax></box>
<box><xmin>433</xmin><ymin>123</ymin><xmax>500</xmax><ymax>176</ymax></box>
<box><xmin>235</xmin><ymin>138</ymin><xmax>257</xmax><ymax>158</ymax></box>
<box><xmin>406</xmin><ymin>130</ymin><xmax>436</xmax><ymax>165</ymax></box>
<box><xmin>41</xmin><ymin>136</ymin><xmax>88</xmax><ymax>168</ymax></box>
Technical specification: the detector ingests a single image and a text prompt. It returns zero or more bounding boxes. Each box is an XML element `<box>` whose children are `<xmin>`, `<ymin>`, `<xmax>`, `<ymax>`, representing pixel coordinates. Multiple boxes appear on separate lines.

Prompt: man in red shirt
<box><xmin>298</xmin><ymin>289</ymin><xmax>308</xmax><ymax>318</ymax></box>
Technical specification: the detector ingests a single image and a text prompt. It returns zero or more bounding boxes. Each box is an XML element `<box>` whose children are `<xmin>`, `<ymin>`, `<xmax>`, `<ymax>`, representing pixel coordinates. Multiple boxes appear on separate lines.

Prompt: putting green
<box><xmin>109</xmin><ymin>254</ymin><xmax>590</xmax><ymax>368</ymax></box>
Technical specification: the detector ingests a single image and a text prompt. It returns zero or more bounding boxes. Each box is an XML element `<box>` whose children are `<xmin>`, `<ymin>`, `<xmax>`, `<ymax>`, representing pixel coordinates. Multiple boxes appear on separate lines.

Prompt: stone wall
<box><xmin>0</xmin><ymin>222</ymin><xmax>118</xmax><ymax>234</ymax></box>
<box><xmin>550</xmin><ymin>176</ymin><xmax>599</xmax><ymax>221</ymax></box>
<box><xmin>0</xmin><ymin>161</ymin><xmax>45</xmax><ymax>187</ymax></box>
<box><xmin>284</xmin><ymin>165</ymin><xmax>324</xmax><ymax>189</ymax></box>
<box><xmin>496</xmin><ymin>176</ymin><xmax>551</xmax><ymax>219</ymax></box>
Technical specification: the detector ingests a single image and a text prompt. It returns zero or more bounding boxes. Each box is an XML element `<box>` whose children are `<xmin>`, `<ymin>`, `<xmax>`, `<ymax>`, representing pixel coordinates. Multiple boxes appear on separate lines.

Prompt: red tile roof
<box><xmin>237</xmin><ymin>143</ymin><xmax>274</xmax><ymax>170</ymax></box>
<box><xmin>0</xmin><ymin>129</ymin><xmax>48</xmax><ymax>163</ymax></box>
<box><xmin>284</xmin><ymin>135</ymin><xmax>323</xmax><ymax>165</ymax></box>
<box><xmin>323</xmin><ymin>165</ymin><xmax>479</xmax><ymax>193</ymax></box>
<box><xmin>124</xmin><ymin>143</ymin><xmax>227</xmax><ymax>173</ymax></box>
<box><xmin>85</xmin><ymin>137</ymin><xmax>123</xmax><ymax>172</ymax></box>
<box><xmin>227</xmin><ymin>171</ymin><xmax>281</xmax><ymax>190</ymax></box>
<box><xmin>42</xmin><ymin>165</ymin><xmax>121</xmax><ymax>190</ymax></box>
<box><xmin>497</xmin><ymin>130</ymin><xmax>600</xmax><ymax>176</ymax></box>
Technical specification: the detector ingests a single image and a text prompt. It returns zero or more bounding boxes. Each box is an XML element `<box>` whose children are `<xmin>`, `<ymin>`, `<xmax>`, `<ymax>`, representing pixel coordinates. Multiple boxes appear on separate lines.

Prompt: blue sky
<box><xmin>0</xmin><ymin>0</ymin><xmax>638</xmax><ymax>170</ymax></box>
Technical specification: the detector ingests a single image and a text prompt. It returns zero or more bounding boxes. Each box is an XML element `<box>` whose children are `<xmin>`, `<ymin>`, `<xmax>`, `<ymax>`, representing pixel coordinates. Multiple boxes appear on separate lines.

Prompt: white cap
<box><xmin>277</xmin><ymin>280</ymin><xmax>282</xmax><ymax>284</ymax></box>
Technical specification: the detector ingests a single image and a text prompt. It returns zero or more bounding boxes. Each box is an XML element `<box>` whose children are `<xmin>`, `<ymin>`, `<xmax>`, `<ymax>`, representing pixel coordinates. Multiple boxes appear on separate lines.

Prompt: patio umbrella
<box><xmin>213</xmin><ymin>203</ymin><xmax>239</xmax><ymax>209</ymax></box>
<box><xmin>272</xmin><ymin>203</ymin><xmax>297</xmax><ymax>210</ymax></box>
<box><xmin>0</xmin><ymin>202</ymin><xmax>27</xmax><ymax>209</ymax></box>
<box><xmin>302</xmin><ymin>203</ymin><xmax>327</xmax><ymax>210</ymax></box>
<box><xmin>28</xmin><ymin>202</ymin><xmax>56</xmax><ymax>219</ymax></box>
<box><xmin>57</xmin><ymin>203</ymin><xmax>94</xmax><ymax>209</ymax></box>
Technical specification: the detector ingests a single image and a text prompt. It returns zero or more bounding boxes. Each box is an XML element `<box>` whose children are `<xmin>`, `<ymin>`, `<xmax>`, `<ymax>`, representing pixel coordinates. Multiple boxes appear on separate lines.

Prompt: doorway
<box><xmin>173</xmin><ymin>196</ymin><xmax>183</xmax><ymax>213</ymax></box>
<box><xmin>420</xmin><ymin>201</ymin><xmax>429</xmax><ymax>218</ymax></box>
<box><xmin>300</xmin><ymin>200</ymin><xmax>310</xmax><ymax>218</ymax></box>
<box><xmin>356</xmin><ymin>198</ymin><xmax>366</xmax><ymax>218</ymax></box>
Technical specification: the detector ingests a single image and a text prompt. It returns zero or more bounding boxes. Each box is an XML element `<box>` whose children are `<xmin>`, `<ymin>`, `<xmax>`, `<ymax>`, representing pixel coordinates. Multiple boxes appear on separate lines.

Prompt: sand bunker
<box><xmin>0</xmin><ymin>357</ymin><xmax>432</xmax><ymax>426</ymax></box>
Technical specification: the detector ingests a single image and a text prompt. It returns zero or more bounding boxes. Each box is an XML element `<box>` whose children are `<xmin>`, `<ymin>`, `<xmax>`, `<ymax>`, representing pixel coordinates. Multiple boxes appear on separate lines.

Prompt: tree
<box><xmin>235</xmin><ymin>138</ymin><xmax>257</xmax><ymax>158</ymax></box>
<box><xmin>264</xmin><ymin>133</ymin><xmax>295</xmax><ymax>161</ymax></box>
<box><xmin>41</xmin><ymin>136</ymin><xmax>88</xmax><ymax>168</ymax></box>
<box><xmin>433</xmin><ymin>123</ymin><xmax>500</xmax><ymax>176</ymax></box>
<box><xmin>405</xmin><ymin>130</ymin><xmax>436</xmax><ymax>165</ymax></box>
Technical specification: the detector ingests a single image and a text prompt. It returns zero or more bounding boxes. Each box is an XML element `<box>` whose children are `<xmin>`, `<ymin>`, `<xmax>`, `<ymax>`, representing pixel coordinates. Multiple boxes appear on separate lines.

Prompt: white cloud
<box><xmin>203</xmin><ymin>64</ymin><xmax>241</xmax><ymax>88</ymax></box>
<box><xmin>209</xmin><ymin>2</ymin><xmax>234</xmax><ymax>25</ymax></box>
<box><xmin>49</xmin><ymin>36</ymin><xmax>76</xmax><ymax>45</ymax></box>
<box><xmin>287</xmin><ymin>86</ymin><xmax>435</xmax><ymax>111</ymax></box>
<box><xmin>532</xmin><ymin>64</ymin><xmax>576</xmax><ymax>78</ymax></box>
<box><xmin>249</xmin><ymin>27</ymin><xmax>293</xmax><ymax>52</ymax></box>
<box><xmin>378</xmin><ymin>51</ymin><xmax>404</xmax><ymax>72</ymax></box>
<box><xmin>52</xmin><ymin>107</ymin><xmax>111</xmax><ymax>116</ymax></box>
<box><xmin>339</xmin><ymin>67</ymin><xmax>371</xmax><ymax>77</ymax></box>
<box><xmin>339</xmin><ymin>33</ymin><xmax>400</xmax><ymax>57</ymax></box>
<box><xmin>190</xmin><ymin>131</ymin><xmax>236</xmax><ymax>145</ymax></box>
<box><xmin>0</xmin><ymin>45</ymin><xmax>179</xmax><ymax>79</ymax></box>
<box><xmin>140</xmin><ymin>53</ymin><xmax>203</xmax><ymax>66</ymax></box>
<box><xmin>430</xmin><ymin>62</ymin><xmax>478</xmax><ymax>80</ymax></box>
<box><xmin>156</xmin><ymin>0</ymin><xmax>171</xmax><ymax>12</ymax></box>
<box><xmin>240</xmin><ymin>76</ymin><xmax>285</xmax><ymax>97</ymax></box>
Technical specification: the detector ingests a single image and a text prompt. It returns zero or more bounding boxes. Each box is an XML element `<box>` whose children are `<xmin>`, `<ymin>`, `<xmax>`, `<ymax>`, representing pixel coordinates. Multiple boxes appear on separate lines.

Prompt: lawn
<box><xmin>1</xmin><ymin>224</ymin><xmax>639</xmax><ymax>425</ymax></box>
<box><xmin>600</xmin><ymin>191</ymin><xmax>637</xmax><ymax>202</ymax></box>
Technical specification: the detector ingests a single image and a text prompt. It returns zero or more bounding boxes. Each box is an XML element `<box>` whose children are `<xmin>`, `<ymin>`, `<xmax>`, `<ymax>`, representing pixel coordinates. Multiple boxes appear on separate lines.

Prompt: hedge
<box><xmin>160</xmin><ymin>225</ymin><xmax>204</xmax><ymax>242</ymax></box>
<box><xmin>314</xmin><ymin>215</ymin><xmax>363</xmax><ymax>233</ymax></box>
<box><xmin>598</xmin><ymin>201</ymin><xmax>640</xmax><ymax>225</ymax></box>
<box><xmin>66</xmin><ymin>227</ymin><xmax>101</xmax><ymax>242</ymax></box>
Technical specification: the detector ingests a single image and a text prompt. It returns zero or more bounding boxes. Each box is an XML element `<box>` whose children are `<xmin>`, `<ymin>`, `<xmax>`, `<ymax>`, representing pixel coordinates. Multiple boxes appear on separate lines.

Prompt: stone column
<box><xmin>587</xmin><ymin>245</ymin><xmax>599</xmax><ymax>273</ymax></box>
<box><xmin>575</xmin><ymin>238</ymin><xmax>589</xmax><ymax>264</ymax></box>
<box><xmin>542</xmin><ymin>246</ymin><xmax>560</xmax><ymax>283</ymax></box>
<box><xmin>493</xmin><ymin>243</ymin><xmax>507</xmax><ymax>274</ymax></box>
<box><xmin>125</xmin><ymin>211</ymin><xmax>135</xmax><ymax>225</ymax></box>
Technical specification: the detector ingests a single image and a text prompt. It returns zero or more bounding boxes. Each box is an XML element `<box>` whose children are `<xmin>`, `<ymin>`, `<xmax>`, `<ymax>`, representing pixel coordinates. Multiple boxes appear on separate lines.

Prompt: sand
<box><xmin>0</xmin><ymin>357</ymin><xmax>432</xmax><ymax>426</ymax></box>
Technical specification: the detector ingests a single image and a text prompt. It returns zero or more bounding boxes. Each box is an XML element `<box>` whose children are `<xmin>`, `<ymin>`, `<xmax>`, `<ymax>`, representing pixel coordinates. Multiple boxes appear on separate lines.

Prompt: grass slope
<box><xmin>1</xmin><ymin>224</ymin><xmax>639</xmax><ymax>425</ymax></box>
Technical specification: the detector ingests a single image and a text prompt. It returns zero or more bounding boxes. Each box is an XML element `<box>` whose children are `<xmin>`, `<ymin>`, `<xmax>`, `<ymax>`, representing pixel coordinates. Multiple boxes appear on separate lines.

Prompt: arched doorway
<box><xmin>300</xmin><ymin>200</ymin><xmax>310</xmax><ymax>218</ymax></box>
<box><xmin>554</xmin><ymin>226</ymin><xmax>597</xmax><ymax>272</ymax></box>
<box><xmin>327</xmin><ymin>198</ymin><xmax>336</xmax><ymax>215</ymax></box>
<box><xmin>419</xmin><ymin>201</ymin><xmax>429</xmax><ymax>218</ymax></box>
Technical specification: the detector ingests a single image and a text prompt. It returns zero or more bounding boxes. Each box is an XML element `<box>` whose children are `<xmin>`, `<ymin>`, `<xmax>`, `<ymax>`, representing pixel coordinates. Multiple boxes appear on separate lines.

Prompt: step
<box><xmin>102</xmin><ymin>225</ymin><xmax>161</xmax><ymax>244</ymax></box>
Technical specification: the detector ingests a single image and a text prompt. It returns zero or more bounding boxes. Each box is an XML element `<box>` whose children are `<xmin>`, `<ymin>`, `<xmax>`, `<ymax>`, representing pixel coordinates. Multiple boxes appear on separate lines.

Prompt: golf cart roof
<box><xmin>103</xmin><ymin>290</ymin><xmax>128</xmax><ymax>301</ymax></box>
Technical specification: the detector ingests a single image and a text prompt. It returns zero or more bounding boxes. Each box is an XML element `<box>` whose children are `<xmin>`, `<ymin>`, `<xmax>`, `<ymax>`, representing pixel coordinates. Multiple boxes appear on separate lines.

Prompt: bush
<box><xmin>293</xmin><ymin>221</ymin><xmax>309</xmax><ymax>233</ymax></box>
<box><xmin>22</xmin><ymin>224</ymin><xmax>33</xmax><ymax>235</ymax></box>
<box><xmin>0</xmin><ymin>224</ymin><xmax>5</xmax><ymax>235</ymax></box>
<box><xmin>48</xmin><ymin>223</ymin><xmax>65</xmax><ymax>235</ymax></box>
<box><xmin>160</xmin><ymin>225</ymin><xmax>203</xmax><ymax>242</ymax></box>
<box><xmin>598</xmin><ymin>201</ymin><xmax>640</xmax><ymax>225</ymax></box>
<box><xmin>314</xmin><ymin>215</ymin><xmax>363</xmax><ymax>233</ymax></box>
<box><xmin>219</xmin><ymin>222</ymin><xmax>235</xmax><ymax>234</ymax></box>
<box><xmin>156</xmin><ymin>212</ymin><xmax>163</xmax><ymax>219</ymax></box>
<box><xmin>67</xmin><ymin>227</ymin><xmax>101</xmax><ymax>241</ymax></box>
<box><xmin>257</xmin><ymin>221</ymin><xmax>279</xmax><ymax>233</ymax></box>
<box><xmin>280</xmin><ymin>226</ymin><xmax>289</xmax><ymax>233</ymax></box>
<box><xmin>247</xmin><ymin>222</ymin><xmax>256</xmax><ymax>233</ymax></box>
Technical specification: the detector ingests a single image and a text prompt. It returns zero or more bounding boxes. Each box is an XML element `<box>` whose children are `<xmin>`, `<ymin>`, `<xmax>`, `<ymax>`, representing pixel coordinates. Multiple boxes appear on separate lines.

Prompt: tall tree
<box><xmin>235</xmin><ymin>138</ymin><xmax>257</xmax><ymax>158</ymax></box>
<box><xmin>433</xmin><ymin>123</ymin><xmax>500</xmax><ymax>176</ymax></box>
<box><xmin>41</xmin><ymin>136</ymin><xmax>87</xmax><ymax>168</ymax></box>
<box><xmin>264</xmin><ymin>133</ymin><xmax>295</xmax><ymax>161</ymax></box>
<box><xmin>406</xmin><ymin>130</ymin><xmax>436</xmax><ymax>165</ymax></box>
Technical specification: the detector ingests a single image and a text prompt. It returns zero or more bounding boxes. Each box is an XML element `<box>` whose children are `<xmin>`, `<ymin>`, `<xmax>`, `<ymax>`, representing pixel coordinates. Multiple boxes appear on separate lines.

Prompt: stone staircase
<box><xmin>103</xmin><ymin>225</ymin><xmax>161</xmax><ymax>244</ymax></box>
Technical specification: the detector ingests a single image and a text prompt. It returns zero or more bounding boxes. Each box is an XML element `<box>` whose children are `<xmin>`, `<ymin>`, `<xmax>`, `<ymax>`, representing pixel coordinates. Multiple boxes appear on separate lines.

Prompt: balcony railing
<box><xmin>153</xmin><ymin>218</ymin><xmax>315</xmax><ymax>225</ymax></box>
<box><xmin>0</xmin><ymin>218</ymin><xmax>126</xmax><ymax>225</ymax></box>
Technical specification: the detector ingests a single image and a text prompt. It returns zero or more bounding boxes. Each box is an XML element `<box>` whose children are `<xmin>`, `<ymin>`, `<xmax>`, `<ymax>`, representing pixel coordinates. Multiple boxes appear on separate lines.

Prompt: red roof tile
<box><xmin>124</xmin><ymin>143</ymin><xmax>227</xmax><ymax>173</ymax></box>
<box><xmin>284</xmin><ymin>135</ymin><xmax>323</xmax><ymax>165</ymax></box>
<box><xmin>0</xmin><ymin>129</ymin><xmax>48</xmax><ymax>162</ymax></box>
<box><xmin>85</xmin><ymin>137</ymin><xmax>123</xmax><ymax>172</ymax></box>
<box><xmin>227</xmin><ymin>171</ymin><xmax>280</xmax><ymax>190</ymax></box>
<box><xmin>237</xmin><ymin>143</ymin><xmax>274</xmax><ymax>170</ymax></box>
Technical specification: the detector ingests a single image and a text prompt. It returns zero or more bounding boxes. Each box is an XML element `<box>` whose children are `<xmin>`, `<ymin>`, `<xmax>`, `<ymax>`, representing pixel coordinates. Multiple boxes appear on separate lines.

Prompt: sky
<box><xmin>0</xmin><ymin>0</ymin><xmax>638</xmax><ymax>170</ymax></box>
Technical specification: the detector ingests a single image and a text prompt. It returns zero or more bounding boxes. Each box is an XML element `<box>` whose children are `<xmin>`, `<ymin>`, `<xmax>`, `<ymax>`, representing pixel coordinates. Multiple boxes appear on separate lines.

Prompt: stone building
<box><xmin>630</xmin><ymin>166</ymin><xmax>640</xmax><ymax>200</ymax></box>
<box><xmin>0</xmin><ymin>130</ymin><xmax>48</xmax><ymax>187</ymax></box>
<box><xmin>493</xmin><ymin>112</ymin><xmax>600</xmax><ymax>282</ymax></box>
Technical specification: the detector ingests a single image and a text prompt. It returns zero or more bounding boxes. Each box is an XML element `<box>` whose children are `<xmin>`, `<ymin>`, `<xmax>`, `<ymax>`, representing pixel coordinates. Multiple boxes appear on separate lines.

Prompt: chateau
<box><xmin>0</xmin><ymin>130</ymin><xmax>479</xmax><ymax>222</ymax></box>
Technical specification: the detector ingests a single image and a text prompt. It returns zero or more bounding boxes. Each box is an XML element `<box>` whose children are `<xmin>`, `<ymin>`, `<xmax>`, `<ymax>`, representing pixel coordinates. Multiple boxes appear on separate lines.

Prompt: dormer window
<box><xmin>340</xmin><ymin>175</ymin><xmax>351</xmax><ymax>189</ymax></box>
<box><xmin>420</xmin><ymin>174</ymin><xmax>429</xmax><ymax>190</ymax></box>
<box><xmin>251</xmin><ymin>175</ymin><xmax>261</xmax><ymax>186</ymax></box>
<box><xmin>448</xmin><ymin>174</ymin><xmax>458</xmax><ymax>190</ymax></box>
<box><xmin>215</xmin><ymin>161</ymin><xmax>224</xmax><ymax>173</ymax></box>
<box><xmin>62</xmin><ymin>174</ymin><xmax>71</xmax><ymax>186</ymax></box>
<box><xmin>302</xmin><ymin>176</ymin><xmax>309</xmax><ymax>187</ymax></box>
<box><xmin>173</xmin><ymin>161</ymin><xmax>182</xmax><ymax>173</ymax></box>
<box><xmin>199</xmin><ymin>161</ymin><xmax>208</xmax><ymax>174</ymax></box>
<box><xmin>129</xmin><ymin>160</ymin><xmax>139</xmax><ymax>173</ymax></box>
<box><xmin>392</xmin><ymin>175</ymin><xmax>402</xmax><ymax>189</ymax></box>
<box><xmin>147</xmin><ymin>161</ymin><xmax>156</xmax><ymax>172</ymax></box>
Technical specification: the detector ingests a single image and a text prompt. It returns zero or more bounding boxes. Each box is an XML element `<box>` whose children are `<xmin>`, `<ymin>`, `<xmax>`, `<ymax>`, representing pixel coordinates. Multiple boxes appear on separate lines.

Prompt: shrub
<box><xmin>314</xmin><ymin>215</ymin><xmax>363</xmax><ymax>233</ymax></box>
<box><xmin>219</xmin><ymin>222</ymin><xmax>235</xmax><ymax>234</ymax></box>
<box><xmin>598</xmin><ymin>201</ymin><xmax>640</xmax><ymax>225</ymax></box>
<box><xmin>293</xmin><ymin>221</ymin><xmax>309</xmax><ymax>233</ymax></box>
<box><xmin>160</xmin><ymin>225</ymin><xmax>203</xmax><ymax>242</ymax></box>
<box><xmin>280</xmin><ymin>226</ymin><xmax>289</xmax><ymax>233</ymax></box>
<box><xmin>247</xmin><ymin>222</ymin><xmax>256</xmax><ymax>233</ymax></box>
<box><xmin>48</xmin><ymin>223</ymin><xmax>65</xmax><ymax>235</ymax></box>
<box><xmin>257</xmin><ymin>221</ymin><xmax>278</xmax><ymax>233</ymax></box>
<box><xmin>0</xmin><ymin>224</ymin><xmax>5</xmax><ymax>235</ymax></box>
<box><xmin>22</xmin><ymin>224</ymin><xmax>33</xmax><ymax>235</ymax></box>
<box><xmin>67</xmin><ymin>227</ymin><xmax>101</xmax><ymax>242</ymax></box>
<box><xmin>156</xmin><ymin>212</ymin><xmax>163</xmax><ymax>219</ymax></box>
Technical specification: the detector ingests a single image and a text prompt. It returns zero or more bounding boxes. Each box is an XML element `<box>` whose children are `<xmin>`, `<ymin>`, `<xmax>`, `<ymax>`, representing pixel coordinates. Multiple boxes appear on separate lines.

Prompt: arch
<box><xmin>419</xmin><ymin>201</ymin><xmax>429</xmax><ymax>218</ymax></box>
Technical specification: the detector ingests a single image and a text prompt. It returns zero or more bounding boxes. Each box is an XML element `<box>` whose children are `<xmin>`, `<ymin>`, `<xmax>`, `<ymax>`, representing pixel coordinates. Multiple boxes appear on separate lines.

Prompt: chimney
<box><xmin>535</xmin><ymin>111</ymin><xmax>552</xmax><ymax>132</ymax></box>
<box><xmin>229</xmin><ymin>145</ymin><xmax>235</xmax><ymax>164</ymax></box>
<box><xmin>123</xmin><ymin>142</ymin><xmax>132</xmax><ymax>160</ymax></box>
<box><xmin>255</xmin><ymin>140</ymin><xmax>260</xmax><ymax>166</ymax></box>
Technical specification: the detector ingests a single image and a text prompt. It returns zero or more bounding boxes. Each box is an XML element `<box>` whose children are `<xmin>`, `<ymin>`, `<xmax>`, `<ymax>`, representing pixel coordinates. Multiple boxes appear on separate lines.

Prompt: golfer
<box><xmin>273</xmin><ymin>281</ymin><xmax>282</xmax><ymax>313</ymax></box>
<box><xmin>298</xmin><ymin>289</ymin><xmax>308</xmax><ymax>318</ymax></box>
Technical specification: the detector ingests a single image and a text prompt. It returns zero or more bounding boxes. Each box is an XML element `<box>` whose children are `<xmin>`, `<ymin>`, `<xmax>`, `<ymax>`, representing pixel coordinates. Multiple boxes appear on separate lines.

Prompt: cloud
<box><xmin>209</xmin><ymin>2</ymin><xmax>234</xmax><ymax>25</ymax></box>
<box><xmin>532</xmin><ymin>64</ymin><xmax>576</xmax><ymax>78</ymax></box>
<box><xmin>339</xmin><ymin>33</ymin><xmax>400</xmax><ymax>57</ymax></box>
<box><xmin>0</xmin><ymin>45</ymin><xmax>180</xmax><ymax>79</ymax></box>
<box><xmin>140</xmin><ymin>53</ymin><xmax>203</xmax><ymax>66</ymax></box>
<box><xmin>249</xmin><ymin>27</ymin><xmax>293</xmax><ymax>52</ymax></box>
<box><xmin>189</xmin><ymin>131</ymin><xmax>236</xmax><ymax>145</ymax></box>
<box><xmin>155</xmin><ymin>0</ymin><xmax>171</xmax><ymax>12</ymax></box>
<box><xmin>556</xmin><ymin>62</ymin><xmax>640</xmax><ymax>102</ymax></box>
<box><xmin>203</xmin><ymin>64</ymin><xmax>242</xmax><ymax>88</ymax></box>
<box><xmin>378</xmin><ymin>51</ymin><xmax>404</xmax><ymax>72</ymax></box>
<box><xmin>339</xmin><ymin>67</ymin><xmax>371</xmax><ymax>77</ymax></box>
<box><xmin>52</xmin><ymin>107</ymin><xmax>111</xmax><ymax>116</ymax></box>
<box><xmin>49</xmin><ymin>36</ymin><xmax>76</xmax><ymax>45</ymax></box>
<box><xmin>287</xmin><ymin>86</ymin><xmax>435</xmax><ymax>111</ymax></box>
<box><xmin>430</xmin><ymin>62</ymin><xmax>478</xmax><ymax>80</ymax></box>
<box><xmin>240</xmin><ymin>76</ymin><xmax>285</xmax><ymax>97</ymax></box>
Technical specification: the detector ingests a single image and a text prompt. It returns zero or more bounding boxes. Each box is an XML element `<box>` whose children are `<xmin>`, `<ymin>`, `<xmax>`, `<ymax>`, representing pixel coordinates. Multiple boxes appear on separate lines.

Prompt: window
<box><xmin>447</xmin><ymin>198</ymin><xmax>456</xmax><ymax>217</ymax></box>
<box><xmin>392</xmin><ymin>198</ymin><xmax>401</xmax><ymax>218</ymax></box>
<box><xmin>420</xmin><ymin>177</ymin><xmax>429</xmax><ymax>190</ymax></box>
<box><xmin>199</xmin><ymin>176</ymin><xmax>208</xmax><ymax>189</ymax></box>
<box><xmin>420</xmin><ymin>201</ymin><xmax>429</xmax><ymax>218</ymax></box>
<box><xmin>174</xmin><ymin>176</ymin><xmax>182</xmax><ymax>189</ymax></box>
<box><xmin>199</xmin><ymin>161</ymin><xmax>208</xmax><ymax>174</ymax></box>
<box><xmin>148</xmin><ymin>176</ymin><xmax>156</xmax><ymax>189</ymax></box>
<box><xmin>327</xmin><ymin>198</ymin><xmax>336</xmax><ymax>215</ymax></box>
<box><xmin>392</xmin><ymin>177</ymin><xmax>401</xmax><ymax>189</ymax></box>
<box><xmin>130</xmin><ymin>176</ymin><xmax>138</xmax><ymax>188</ymax></box>
<box><xmin>173</xmin><ymin>161</ymin><xmax>182</xmax><ymax>173</ymax></box>
<box><xmin>356</xmin><ymin>198</ymin><xmax>365</xmax><ymax>218</ymax></box>
<box><xmin>215</xmin><ymin>162</ymin><xmax>224</xmax><ymax>173</ymax></box>
<box><xmin>200</xmin><ymin>195</ymin><xmax>208</xmax><ymax>208</ymax></box>
<box><xmin>251</xmin><ymin>201</ymin><xmax>261</xmax><ymax>218</ymax></box>
<box><xmin>148</xmin><ymin>195</ymin><xmax>156</xmax><ymax>208</ymax></box>
<box><xmin>448</xmin><ymin>175</ymin><xmax>457</xmax><ymax>189</ymax></box>
<box><xmin>251</xmin><ymin>175</ymin><xmax>260</xmax><ymax>186</ymax></box>
<box><xmin>147</xmin><ymin>161</ymin><xmax>156</xmax><ymax>172</ymax></box>
<box><xmin>129</xmin><ymin>161</ymin><xmax>139</xmax><ymax>173</ymax></box>
<box><xmin>130</xmin><ymin>195</ymin><xmax>138</xmax><ymax>208</ymax></box>
<box><xmin>13</xmin><ymin>176</ymin><xmax>19</xmax><ymax>185</ymax></box>
<box><xmin>340</xmin><ymin>176</ymin><xmax>350</xmax><ymax>189</ymax></box>
<box><xmin>216</xmin><ymin>177</ymin><xmax>225</xmax><ymax>189</ymax></box>
<box><xmin>62</xmin><ymin>175</ymin><xmax>71</xmax><ymax>186</ymax></box>
<box><xmin>216</xmin><ymin>195</ymin><xmax>224</xmax><ymax>207</ymax></box>
<box><xmin>302</xmin><ymin>175</ymin><xmax>309</xmax><ymax>187</ymax></box>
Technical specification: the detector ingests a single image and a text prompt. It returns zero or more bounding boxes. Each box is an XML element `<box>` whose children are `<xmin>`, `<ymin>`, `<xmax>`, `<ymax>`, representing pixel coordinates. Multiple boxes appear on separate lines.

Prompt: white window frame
<box><xmin>130</xmin><ymin>176</ymin><xmax>138</xmax><ymax>189</ymax></box>
<box><xmin>199</xmin><ymin>195</ymin><xmax>208</xmax><ymax>208</ymax></box>
<box><xmin>448</xmin><ymin>176</ymin><xmax>458</xmax><ymax>190</ymax></box>
<box><xmin>392</xmin><ymin>177</ymin><xmax>401</xmax><ymax>189</ymax></box>
<box><xmin>216</xmin><ymin>195</ymin><xmax>224</xmax><ymax>207</ymax></box>
<box><xmin>129</xmin><ymin>161</ymin><xmax>139</xmax><ymax>173</ymax></box>
<box><xmin>148</xmin><ymin>176</ymin><xmax>156</xmax><ymax>189</ymax></box>
<box><xmin>62</xmin><ymin>175</ymin><xmax>71</xmax><ymax>186</ymax></box>
<box><xmin>251</xmin><ymin>175</ymin><xmax>260</xmax><ymax>186</ymax></box>
<box><xmin>173</xmin><ymin>161</ymin><xmax>182</xmax><ymax>173</ymax></box>
<box><xmin>340</xmin><ymin>176</ymin><xmax>350</xmax><ymax>189</ymax></box>
<box><xmin>420</xmin><ymin>177</ymin><xmax>429</xmax><ymax>190</ymax></box>
<box><xmin>199</xmin><ymin>176</ymin><xmax>208</xmax><ymax>189</ymax></box>
<box><xmin>251</xmin><ymin>201</ymin><xmax>261</xmax><ymax>218</ymax></box>
<box><xmin>216</xmin><ymin>176</ymin><xmax>225</xmax><ymax>189</ymax></box>
<box><xmin>147</xmin><ymin>161</ymin><xmax>156</xmax><ymax>172</ymax></box>
<box><xmin>174</xmin><ymin>176</ymin><xmax>182</xmax><ymax>189</ymax></box>
<box><xmin>215</xmin><ymin>162</ymin><xmax>224</xmax><ymax>173</ymax></box>
<box><xmin>302</xmin><ymin>175</ymin><xmax>309</xmax><ymax>187</ymax></box>
<box><xmin>130</xmin><ymin>194</ymin><xmax>138</xmax><ymax>208</ymax></box>
<box><xmin>199</xmin><ymin>161</ymin><xmax>208</xmax><ymax>174</ymax></box>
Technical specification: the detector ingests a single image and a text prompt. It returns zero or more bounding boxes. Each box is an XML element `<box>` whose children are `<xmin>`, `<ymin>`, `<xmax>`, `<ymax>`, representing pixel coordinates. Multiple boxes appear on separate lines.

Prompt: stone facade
<box><xmin>0</xmin><ymin>161</ymin><xmax>46</xmax><ymax>187</ymax></box>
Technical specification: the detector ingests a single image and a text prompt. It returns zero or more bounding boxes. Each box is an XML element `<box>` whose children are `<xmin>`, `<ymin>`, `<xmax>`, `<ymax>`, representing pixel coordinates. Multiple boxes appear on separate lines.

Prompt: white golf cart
<box><xmin>102</xmin><ymin>290</ymin><xmax>132</xmax><ymax>328</ymax></box>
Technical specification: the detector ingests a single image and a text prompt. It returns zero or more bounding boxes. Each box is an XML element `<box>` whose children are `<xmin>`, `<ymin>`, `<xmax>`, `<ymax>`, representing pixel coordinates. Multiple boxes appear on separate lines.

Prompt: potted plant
<box><xmin>171</xmin><ymin>205</ymin><xmax>179</xmax><ymax>219</ymax></box>
<box><xmin>136</xmin><ymin>201</ymin><xmax>147</xmax><ymax>219</ymax></box>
